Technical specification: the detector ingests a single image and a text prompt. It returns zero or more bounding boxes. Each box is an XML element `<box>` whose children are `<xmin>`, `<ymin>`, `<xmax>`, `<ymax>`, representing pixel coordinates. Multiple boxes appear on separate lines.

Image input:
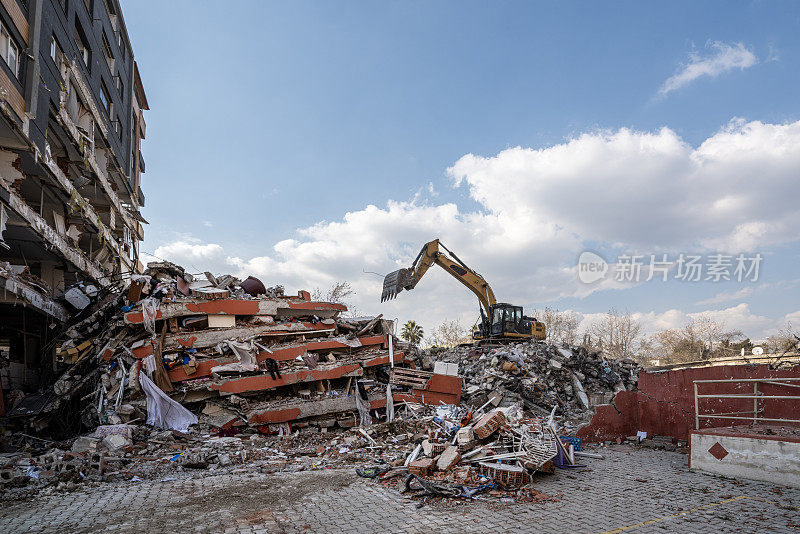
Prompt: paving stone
<box><xmin>0</xmin><ymin>446</ymin><xmax>798</xmax><ymax>533</ymax></box>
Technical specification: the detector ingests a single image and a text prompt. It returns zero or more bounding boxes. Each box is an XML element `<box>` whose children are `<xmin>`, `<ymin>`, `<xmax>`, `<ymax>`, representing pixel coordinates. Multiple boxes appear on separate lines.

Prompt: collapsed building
<box><xmin>0</xmin><ymin>259</ymin><xmax>644</xmax><ymax>499</ymax></box>
<box><xmin>9</xmin><ymin>259</ymin><xmax>795</xmax><ymax>497</ymax></box>
<box><xmin>2</xmin><ymin>261</ymin><xmax>462</xmax><ymax>438</ymax></box>
<box><xmin>0</xmin><ymin>0</ymin><xmax>147</xmax><ymax>405</ymax></box>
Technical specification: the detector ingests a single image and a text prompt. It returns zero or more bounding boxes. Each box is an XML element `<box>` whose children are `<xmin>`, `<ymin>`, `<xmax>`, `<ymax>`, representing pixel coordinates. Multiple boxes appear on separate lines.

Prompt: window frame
<box><xmin>50</xmin><ymin>35</ymin><xmax>65</xmax><ymax>65</ymax></box>
<box><xmin>74</xmin><ymin>22</ymin><xmax>91</xmax><ymax>67</ymax></box>
<box><xmin>101</xmin><ymin>31</ymin><xmax>114</xmax><ymax>71</ymax></box>
<box><xmin>100</xmin><ymin>81</ymin><xmax>112</xmax><ymax>116</ymax></box>
<box><xmin>0</xmin><ymin>21</ymin><xmax>20</xmax><ymax>78</ymax></box>
<box><xmin>105</xmin><ymin>0</ymin><xmax>119</xmax><ymax>34</ymax></box>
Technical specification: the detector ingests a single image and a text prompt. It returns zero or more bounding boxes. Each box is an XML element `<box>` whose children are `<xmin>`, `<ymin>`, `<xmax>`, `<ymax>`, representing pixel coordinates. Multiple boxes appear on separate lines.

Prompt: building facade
<box><xmin>0</xmin><ymin>0</ymin><xmax>147</xmax><ymax>394</ymax></box>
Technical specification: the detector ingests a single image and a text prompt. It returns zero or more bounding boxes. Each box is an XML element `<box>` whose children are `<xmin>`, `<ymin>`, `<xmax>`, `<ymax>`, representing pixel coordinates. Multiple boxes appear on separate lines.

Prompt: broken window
<box><xmin>74</xmin><ymin>22</ymin><xmax>90</xmax><ymax>67</ymax></box>
<box><xmin>0</xmin><ymin>21</ymin><xmax>20</xmax><ymax>78</ymax></box>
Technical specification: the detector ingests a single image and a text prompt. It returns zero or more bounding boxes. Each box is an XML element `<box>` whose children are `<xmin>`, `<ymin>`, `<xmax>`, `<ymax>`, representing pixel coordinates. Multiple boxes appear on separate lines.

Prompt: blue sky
<box><xmin>123</xmin><ymin>1</ymin><xmax>800</xmax><ymax>340</ymax></box>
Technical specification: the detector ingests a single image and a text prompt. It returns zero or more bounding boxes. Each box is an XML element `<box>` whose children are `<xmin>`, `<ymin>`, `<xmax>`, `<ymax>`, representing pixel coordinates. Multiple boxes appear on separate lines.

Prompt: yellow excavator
<box><xmin>381</xmin><ymin>239</ymin><xmax>546</xmax><ymax>342</ymax></box>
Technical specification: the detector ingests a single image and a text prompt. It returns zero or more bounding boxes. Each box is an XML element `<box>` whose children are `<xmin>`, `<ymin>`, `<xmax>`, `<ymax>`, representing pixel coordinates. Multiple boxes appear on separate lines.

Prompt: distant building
<box><xmin>0</xmin><ymin>0</ymin><xmax>147</xmax><ymax>392</ymax></box>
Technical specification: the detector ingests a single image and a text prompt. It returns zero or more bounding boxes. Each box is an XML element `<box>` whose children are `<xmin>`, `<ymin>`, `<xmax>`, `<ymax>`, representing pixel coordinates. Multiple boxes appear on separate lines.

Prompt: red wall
<box><xmin>576</xmin><ymin>363</ymin><xmax>800</xmax><ymax>442</ymax></box>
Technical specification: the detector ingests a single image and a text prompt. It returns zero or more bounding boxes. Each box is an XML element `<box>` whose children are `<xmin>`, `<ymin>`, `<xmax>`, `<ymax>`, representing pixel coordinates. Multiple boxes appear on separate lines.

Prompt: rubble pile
<box><xmin>2</xmin><ymin>260</ymin><xmax>474</xmax><ymax>498</ymax></box>
<box><xmin>1</xmin><ymin>260</ymin><xmax>641</xmax><ymax>504</ymax></box>
<box><xmin>0</xmin><ymin>399</ymin><xmax>578</xmax><ymax>504</ymax></box>
<box><xmin>353</xmin><ymin>401</ymin><xmax>576</xmax><ymax>506</ymax></box>
<box><xmin>421</xmin><ymin>341</ymin><xmax>640</xmax><ymax>429</ymax></box>
<box><xmin>3</xmin><ymin>260</ymin><xmax>457</xmax><ymax>442</ymax></box>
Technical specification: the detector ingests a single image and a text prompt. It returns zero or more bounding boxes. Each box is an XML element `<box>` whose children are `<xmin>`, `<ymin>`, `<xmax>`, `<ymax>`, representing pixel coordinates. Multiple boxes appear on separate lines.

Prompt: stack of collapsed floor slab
<box><xmin>25</xmin><ymin>261</ymin><xmax>460</xmax><ymax>437</ymax></box>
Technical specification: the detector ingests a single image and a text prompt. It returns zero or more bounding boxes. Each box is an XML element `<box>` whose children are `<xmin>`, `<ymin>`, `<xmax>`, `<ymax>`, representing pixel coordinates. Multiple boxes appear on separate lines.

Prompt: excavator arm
<box><xmin>381</xmin><ymin>239</ymin><xmax>496</xmax><ymax>317</ymax></box>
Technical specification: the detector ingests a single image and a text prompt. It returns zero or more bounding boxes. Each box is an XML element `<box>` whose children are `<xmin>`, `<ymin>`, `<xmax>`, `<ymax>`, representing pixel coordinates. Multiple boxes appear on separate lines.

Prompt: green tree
<box><xmin>401</xmin><ymin>320</ymin><xmax>424</xmax><ymax>345</ymax></box>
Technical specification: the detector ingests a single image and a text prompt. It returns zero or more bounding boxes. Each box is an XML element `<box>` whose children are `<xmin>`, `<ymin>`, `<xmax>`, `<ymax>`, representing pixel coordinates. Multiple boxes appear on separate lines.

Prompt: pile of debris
<box><xmin>0</xmin><ymin>398</ymin><xmax>590</xmax><ymax>504</ymax></box>
<box><xmin>0</xmin><ymin>260</ymin><xmax>460</xmax><ymax>496</ymax></box>
<box><xmin>353</xmin><ymin>400</ymin><xmax>590</xmax><ymax>506</ymax></box>
<box><xmin>1</xmin><ymin>260</ymin><xmax>638</xmax><ymax>501</ymax></box>
<box><xmin>418</xmin><ymin>341</ymin><xmax>640</xmax><ymax>431</ymax></box>
<box><xmin>3</xmin><ymin>261</ymin><xmax>463</xmax><ymax>441</ymax></box>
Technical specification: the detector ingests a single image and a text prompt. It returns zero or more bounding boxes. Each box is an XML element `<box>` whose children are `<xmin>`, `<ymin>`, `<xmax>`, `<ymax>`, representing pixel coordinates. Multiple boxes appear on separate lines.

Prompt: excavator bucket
<box><xmin>381</xmin><ymin>268</ymin><xmax>412</xmax><ymax>302</ymax></box>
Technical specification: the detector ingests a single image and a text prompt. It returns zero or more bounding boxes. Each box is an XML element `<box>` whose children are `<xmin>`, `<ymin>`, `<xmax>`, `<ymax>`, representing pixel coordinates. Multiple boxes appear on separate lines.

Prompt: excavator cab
<box><xmin>479</xmin><ymin>303</ymin><xmax>543</xmax><ymax>340</ymax></box>
<box><xmin>490</xmin><ymin>304</ymin><xmax>521</xmax><ymax>336</ymax></box>
<box><xmin>471</xmin><ymin>303</ymin><xmax>545</xmax><ymax>341</ymax></box>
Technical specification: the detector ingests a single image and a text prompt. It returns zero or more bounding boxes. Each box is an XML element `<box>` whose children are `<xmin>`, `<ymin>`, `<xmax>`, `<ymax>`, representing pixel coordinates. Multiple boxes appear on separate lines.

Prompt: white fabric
<box><xmin>211</xmin><ymin>340</ymin><xmax>258</xmax><ymax>373</ymax></box>
<box><xmin>227</xmin><ymin>341</ymin><xmax>256</xmax><ymax>365</ymax></box>
<box><xmin>354</xmin><ymin>384</ymin><xmax>372</xmax><ymax>427</ymax></box>
<box><xmin>385</xmin><ymin>383</ymin><xmax>394</xmax><ymax>423</ymax></box>
<box><xmin>142</xmin><ymin>354</ymin><xmax>156</xmax><ymax>376</ymax></box>
<box><xmin>141</xmin><ymin>297</ymin><xmax>158</xmax><ymax>334</ymax></box>
<box><xmin>139</xmin><ymin>371</ymin><xmax>197</xmax><ymax>432</ymax></box>
<box><xmin>114</xmin><ymin>359</ymin><xmax>127</xmax><ymax>410</ymax></box>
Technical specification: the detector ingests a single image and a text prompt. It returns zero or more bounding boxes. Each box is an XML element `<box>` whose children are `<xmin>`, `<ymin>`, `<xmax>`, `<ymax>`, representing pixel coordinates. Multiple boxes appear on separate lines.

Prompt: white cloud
<box><xmin>149</xmin><ymin>118</ymin><xmax>800</xmax><ymax>337</ymax></box>
<box><xmin>152</xmin><ymin>240</ymin><xmax>229</xmax><ymax>273</ymax></box>
<box><xmin>783</xmin><ymin>310</ymin><xmax>800</xmax><ymax>325</ymax></box>
<box><xmin>658</xmin><ymin>41</ymin><xmax>758</xmax><ymax>97</ymax></box>
<box><xmin>449</xmin><ymin>119</ymin><xmax>800</xmax><ymax>252</ymax></box>
<box><xmin>696</xmin><ymin>286</ymin><xmax>754</xmax><ymax>305</ymax></box>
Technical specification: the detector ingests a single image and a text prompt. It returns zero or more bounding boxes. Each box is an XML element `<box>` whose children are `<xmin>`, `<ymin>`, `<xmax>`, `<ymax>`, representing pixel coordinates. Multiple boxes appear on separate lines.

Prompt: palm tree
<box><xmin>401</xmin><ymin>320</ymin><xmax>424</xmax><ymax>345</ymax></box>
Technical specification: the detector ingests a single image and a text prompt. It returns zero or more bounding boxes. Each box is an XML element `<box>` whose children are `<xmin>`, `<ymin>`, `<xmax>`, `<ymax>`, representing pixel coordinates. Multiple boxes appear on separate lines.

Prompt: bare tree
<box><xmin>427</xmin><ymin>319</ymin><xmax>471</xmax><ymax>348</ymax></box>
<box><xmin>312</xmin><ymin>281</ymin><xmax>359</xmax><ymax>316</ymax></box>
<box><xmin>312</xmin><ymin>281</ymin><xmax>354</xmax><ymax>304</ymax></box>
<box><xmin>715</xmin><ymin>329</ymin><xmax>748</xmax><ymax>357</ymax></box>
<box><xmin>692</xmin><ymin>314</ymin><xmax>725</xmax><ymax>357</ymax></box>
<box><xmin>588</xmin><ymin>308</ymin><xmax>643</xmax><ymax>360</ymax></box>
<box><xmin>642</xmin><ymin>328</ymin><xmax>699</xmax><ymax>365</ymax></box>
<box><xmin>645</xmin><ymin>315</ymin><xmax>746</xmax><ymax>364</ymax></box>
<box><xmin>532</xmin><ymin>307</ymin><xmax>581</xmax><ymax>345</ymax></box>
<box><xmin>764</xmin><ymin>321</ymin><xmax>799</xmax><ymax>353</ymax></box>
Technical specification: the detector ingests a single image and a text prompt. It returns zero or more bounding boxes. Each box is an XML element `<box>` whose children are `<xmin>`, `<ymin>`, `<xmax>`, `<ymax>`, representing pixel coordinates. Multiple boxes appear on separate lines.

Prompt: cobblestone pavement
<box><xmin>1</xmin><ymin>445</ymin><xmax>798</xmax><ymax>533</ymax></box>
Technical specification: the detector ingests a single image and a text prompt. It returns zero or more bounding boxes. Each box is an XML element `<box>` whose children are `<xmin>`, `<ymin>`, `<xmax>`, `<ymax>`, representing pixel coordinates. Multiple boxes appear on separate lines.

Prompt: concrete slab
<box><xmin>690</xmin><ymin>426</ymin><xmax>800</xmax><ymax>488</ymax></box>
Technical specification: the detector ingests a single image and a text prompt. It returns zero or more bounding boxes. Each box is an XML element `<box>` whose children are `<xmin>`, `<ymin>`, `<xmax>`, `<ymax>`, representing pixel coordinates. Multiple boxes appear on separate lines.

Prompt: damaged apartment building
<box><xmin>0</xmin><ymin>0</ymin><xmax>147</xmax><ymax>401</ymax></box>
